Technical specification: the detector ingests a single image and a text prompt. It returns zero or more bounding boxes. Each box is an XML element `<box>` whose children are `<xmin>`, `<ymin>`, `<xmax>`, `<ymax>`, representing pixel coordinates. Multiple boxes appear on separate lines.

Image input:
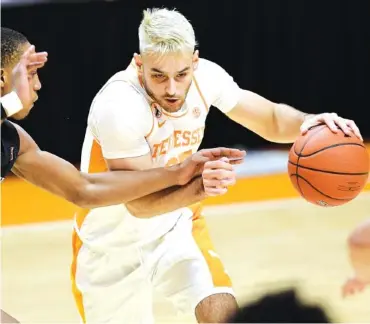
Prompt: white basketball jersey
<box><xmin>75</xmin><ymin>57</ymin><xmax>241</xmax><ymax>246</ymax></box>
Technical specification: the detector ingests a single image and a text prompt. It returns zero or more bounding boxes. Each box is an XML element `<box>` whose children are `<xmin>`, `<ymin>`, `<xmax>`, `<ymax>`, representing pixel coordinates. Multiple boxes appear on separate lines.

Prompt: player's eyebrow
<box><xmin>151</xmin><ymin>67</ymin><xmax>191</xmax><ymax>74</ymax></box>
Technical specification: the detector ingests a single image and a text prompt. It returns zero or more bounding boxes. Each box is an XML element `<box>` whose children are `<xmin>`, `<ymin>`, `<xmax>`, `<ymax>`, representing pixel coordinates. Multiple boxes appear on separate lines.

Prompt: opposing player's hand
<box><xmin>177</xmin><ymin>147</ymin><xmax>246</xmax><ymax>185</ymax></box>
<box><xmin>341</xmin><ymin>276</ymin><xmax>369</xmax><ymax>298</ymax></box>
<box><xmin>12</xmin><ymin>45</ymin><xmax>48</xmax><ymax>110</ymax></box>
<box><xmin>202</xmin><ymin>157</ymin><xmax>237</xmax><ymax>196</ymax></box>
<box><xmin>300</xmin><ymin>113</ymin><xmax>363</xmax><ymax>141</ymax></box>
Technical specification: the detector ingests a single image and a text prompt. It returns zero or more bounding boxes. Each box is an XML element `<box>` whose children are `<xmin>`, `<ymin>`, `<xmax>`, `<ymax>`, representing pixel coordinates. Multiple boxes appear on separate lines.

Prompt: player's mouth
<box><xmin>164</xmin><ymin>98</ymin><xmax>180</xmax><ymax>106</ymax></box>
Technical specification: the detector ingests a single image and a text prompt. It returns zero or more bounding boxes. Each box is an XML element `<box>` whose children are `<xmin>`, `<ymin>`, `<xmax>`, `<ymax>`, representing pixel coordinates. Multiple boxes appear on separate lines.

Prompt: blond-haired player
<box><xmin>71</xmin><ymin>8</ymin><xmax>363</xmax><ymax>323</ymax></box>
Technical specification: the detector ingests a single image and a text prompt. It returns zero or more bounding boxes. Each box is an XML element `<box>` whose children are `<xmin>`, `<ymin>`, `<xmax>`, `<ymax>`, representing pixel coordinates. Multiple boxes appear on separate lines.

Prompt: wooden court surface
<box><xmin>1</xmin><ymin>193</ymin><xmax>370</xmax><ymax>323</ymax></box>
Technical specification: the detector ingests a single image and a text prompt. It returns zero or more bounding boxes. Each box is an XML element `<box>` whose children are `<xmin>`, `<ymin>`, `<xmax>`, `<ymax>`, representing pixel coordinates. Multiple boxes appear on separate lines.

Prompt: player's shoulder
<box><xmin>196</xmin><ymin>58</ymin><xmax>229</xmax><ymax>77</ymax></box>
<box><xmin>88</xmin><ymin>71</ymin><xmax>152</xmax><ymax>133</ymax></box>
<box><xmin>194</xmin><ymin>58</ymin><xmax>234</xmax><ymax>87</ymax></box>
<box><xmin>90</xmin><ymin>71</ymin><xmax>150</xmax><ymax>118</ymax></box>
<box><xmin>93</xmin><ymin>71</ymin><xmax>144</xmax><ymax>104</ymax></box>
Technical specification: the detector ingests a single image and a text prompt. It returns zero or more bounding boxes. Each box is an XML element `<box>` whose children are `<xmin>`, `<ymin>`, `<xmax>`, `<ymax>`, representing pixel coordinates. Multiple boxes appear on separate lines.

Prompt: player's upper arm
<box><xmin>13</xmin><ymin>122</ymin><xmax>39</xmax><ymax>160</ymax></box>
<box><xmin>11</xmin><ymin>123</ymin><xmax>84</xmax><ymax>201</ymax></box>
<box><xmin>89</xmin><ymin>82</ymin><xmax>154</xmax><ymax>171</ymax></box>
<box><xmin>198</xmin><ymin>59</ymin><xmax>243</xmax><ymax>114</ymax></box>
<box><xmin>198</xmin><ymin>59</ymin><xmax>277</xmax><ymax>140</ymax></box>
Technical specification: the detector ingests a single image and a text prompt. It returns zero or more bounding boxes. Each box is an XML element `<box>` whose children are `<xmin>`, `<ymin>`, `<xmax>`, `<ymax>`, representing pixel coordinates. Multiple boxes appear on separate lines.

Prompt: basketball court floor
<box><xmin>2</xmin><ymin>192</ymin><xmax>370</xmax><ymax>323</ymax></box>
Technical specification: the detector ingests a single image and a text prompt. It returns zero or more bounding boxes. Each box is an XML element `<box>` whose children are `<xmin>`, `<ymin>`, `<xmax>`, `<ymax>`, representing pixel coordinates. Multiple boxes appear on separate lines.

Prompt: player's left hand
<box><xmin>300</xmin><ymin>113</ymin><xmax>363</xmax><ymax>141</ymax></box>
<box><xmin>341</xmin><ymin>276</ymin><xmax>369</xmax><ymax>298</ymax></box>
<box><xmin>12</xmin><ymin>45</ymin><xmax>48</xmax><ymax>110</ymax></box>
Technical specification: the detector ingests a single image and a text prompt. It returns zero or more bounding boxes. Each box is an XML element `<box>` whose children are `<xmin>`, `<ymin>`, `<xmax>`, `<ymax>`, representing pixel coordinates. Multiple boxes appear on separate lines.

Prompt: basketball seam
<box><xmin>288</xmin><ymin>161</ymin><xmax>369</xmax><ymax>175</ymax></box>
<box><xmin>295</xmin><ymin>125</ymin><xmax>328</xmax><ymax>197</ymax></box>
<box><xmin>290</xmin><ymin>174</ymin><xmax>351</xmax><ymax>201</ymax></box>
<box><xmin>296</xmin><ymin>142</ymin><xmax>366</xmax><ymax>157</ymax></box>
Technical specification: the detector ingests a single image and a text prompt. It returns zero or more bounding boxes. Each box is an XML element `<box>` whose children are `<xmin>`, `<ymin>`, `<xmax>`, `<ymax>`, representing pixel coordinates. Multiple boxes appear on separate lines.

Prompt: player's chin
<box><xmin>13</xmin><ymin>108</ymin><xmax>32</xmax><ymax>120</ymax></box>
<box><xmin>162</xmin><ymin>99</ymin><xmax>183</xmax><ymax>111</ymax></box>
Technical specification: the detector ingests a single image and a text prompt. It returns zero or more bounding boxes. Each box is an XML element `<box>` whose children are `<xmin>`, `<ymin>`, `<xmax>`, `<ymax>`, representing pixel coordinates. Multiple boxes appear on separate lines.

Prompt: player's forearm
<box><xmin>125</xmin><ymin>176</ymin><xmax>206</xmax><ymax>218</ymax></box>
<box><xmin>270</xmin><ymin>104</ymin><xmax>314</xmax><ymax>143</ymax></box>
<box><xmin>13</xmin><ymin>149</ymin><xmax>185</xmax><ymax>209</ymax></box>
<box><xmin>79</xmin><ymin>166</ymin><xmax>184</xmax><ymax>208</ymax></box>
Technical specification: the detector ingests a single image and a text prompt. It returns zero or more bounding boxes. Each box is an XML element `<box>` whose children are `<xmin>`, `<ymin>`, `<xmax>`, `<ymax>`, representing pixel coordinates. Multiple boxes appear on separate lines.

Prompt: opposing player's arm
<box><xmin>107</xmin><ymin>154</ymin><xmax>239</xmax><ymax>218</ymax></box>
<box><xmin>11</xmin><ymin>123</ymin><xmax>197</xmax><ymax>209</ymax></box>
<box><xmin>107</xmin><ymin>154</ymin><xmax>206</xmax><ymax>218</ymax></box>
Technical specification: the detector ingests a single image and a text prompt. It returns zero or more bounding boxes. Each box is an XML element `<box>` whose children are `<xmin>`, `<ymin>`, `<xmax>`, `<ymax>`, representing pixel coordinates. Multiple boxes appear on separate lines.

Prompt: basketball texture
<box><xmin>288</xmin><ymin>124</ymin><xmax>369</xmax><ymax>207</ymax></box>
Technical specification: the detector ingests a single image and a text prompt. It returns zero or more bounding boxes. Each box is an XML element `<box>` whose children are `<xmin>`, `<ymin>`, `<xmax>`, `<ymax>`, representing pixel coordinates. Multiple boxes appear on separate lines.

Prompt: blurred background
<box><xmin>2</xmin><ymin>0</ymin><xmax>370</xmax><ymax>224</ymax></box>
<box><xmin>1</xmin><ymin>0</ymin><xmax>370</xmax><ymax>323</ymax></box>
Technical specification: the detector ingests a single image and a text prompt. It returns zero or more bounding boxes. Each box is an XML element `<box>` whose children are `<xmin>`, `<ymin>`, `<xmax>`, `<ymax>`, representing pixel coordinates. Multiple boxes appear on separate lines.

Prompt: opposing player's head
<box><xmin>1</xmin><ymin>27</ymin><xmax>41</xmax><ymax>119</ymax></box>
<box><xmin>135</xmin><ymin>8</ymin><xmax>198</xmax><ymax>112</ymax></box>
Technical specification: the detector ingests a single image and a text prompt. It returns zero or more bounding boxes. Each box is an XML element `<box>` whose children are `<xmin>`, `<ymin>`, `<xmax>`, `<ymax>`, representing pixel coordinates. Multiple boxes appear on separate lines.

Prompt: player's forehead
<box><xmin>4</xmin><ymin>41</ymin><xmax>31</xmax><ymax>71</ymax></box>
<box><xmin>143</xmin><ymin>51</ymin><xmax>193</xmax><ymax>74</ymax></box>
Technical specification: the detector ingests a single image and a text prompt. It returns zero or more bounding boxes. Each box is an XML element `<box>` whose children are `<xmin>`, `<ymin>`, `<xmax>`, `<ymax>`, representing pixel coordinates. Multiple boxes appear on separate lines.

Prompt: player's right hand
<box><xmin>177</xmin><ymin>147</ymin><xmax>246</xmax><ymax>185</ymax></box>
<box><xmin>202</xmin><ymin>157</ymin><xmax>237</xmax><ymax>196</ymax></box>
<box><xmin>11</xmin><ymin>45</ymin><xmax>48</xmax><ymax>110</ymax></box>
<box><xmin>341</xmin><ymin>276</ymin><xmax>369</xmax><ymax>298</ymax></box>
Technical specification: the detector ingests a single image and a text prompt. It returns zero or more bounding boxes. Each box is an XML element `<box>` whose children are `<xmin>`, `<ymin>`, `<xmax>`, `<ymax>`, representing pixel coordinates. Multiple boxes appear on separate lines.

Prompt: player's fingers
<box><xmin>203</xmin><ymin>177</ymin><xmax>236</xmax><ymax>188</ymax></box>
<box><xmin>28</xmin><ymin>62</ymin><xmax>46</xmax><ymax>70</ymax></box>
<box><xmin>300</xmin><ymin>120</ymin><xmax>318</xmax><ymax>135</ymax></box>
<box><xmin>29</xmin><ymin>52</ymin><xmax>48</xmax><ymax>64</ymax></box>
<box><xmin>204</xmin><ymin>186</ymin><xmax>228</xmax><ymax>196</ymax></box>
<box><xmin>346</xmin><ymin>120</ymin><xmax>363</xmax><ymax>141</ymax></box>
<box><xmin>203</xmin><ymin>168</ymin><xmax>236</xmax><ymax>181</ymax></box>
<box><xmin>322</xmin><ymin>113</ymin><xmax>339</xmax><ymax>133</ymax></box>
<box><xmin>334</xmin><ymin>117</ymin><xmax>352</xmax><ymax>136</ymax></box>
<box><xmin>204</xmin><ymin>159</ymin><xmax>233</xmax><ymax>171</ymax></box>
<box><xmin>216</xmin><ymin>147</ymin><xmax>246</xmax><ymax>159</ymax></box>
<box><xmin>230</xmin><ymin>158</ymin><xmax>244</xmax><ymax>165</ymax></box>
<box><xmin>21</xmin><ymin>45</ymin><xmax>36</xmax><ymax>60</ymax></box>
<box><xmin>201</xmin><ymin>147</ymin><xmax>246</xmax><ymax>160</ymax></box>
<box><xmin>358</xmin><ymin>284</ymin><xmax>366</xmax><ymax>292</ymax></box>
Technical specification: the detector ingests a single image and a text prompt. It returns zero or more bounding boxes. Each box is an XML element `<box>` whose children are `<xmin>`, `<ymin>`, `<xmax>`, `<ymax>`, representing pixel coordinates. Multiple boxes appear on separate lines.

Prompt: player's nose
<box><xmin>34</xmin><ymin>75</ymin><xmax>42</xmax><ymax>91</ymax></box>
<box><xmin>165</xmin><ymin>79</ymin><xmax>177</xmax><ymax>96</ymax></box>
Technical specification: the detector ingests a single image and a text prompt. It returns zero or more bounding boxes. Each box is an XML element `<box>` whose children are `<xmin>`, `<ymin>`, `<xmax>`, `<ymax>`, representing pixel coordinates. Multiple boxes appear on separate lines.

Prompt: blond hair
<box><xmin>138</xmin><ymin>8</ymin><xmax>197</xmax><ymax>55</ymax></box>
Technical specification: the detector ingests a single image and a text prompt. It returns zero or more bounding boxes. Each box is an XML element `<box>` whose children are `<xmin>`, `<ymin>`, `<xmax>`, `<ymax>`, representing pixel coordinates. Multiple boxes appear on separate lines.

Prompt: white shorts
<box><xmin>71</xmin><ymin>206</ymin><xmax>234</xmax><ymax>324</ymax></box>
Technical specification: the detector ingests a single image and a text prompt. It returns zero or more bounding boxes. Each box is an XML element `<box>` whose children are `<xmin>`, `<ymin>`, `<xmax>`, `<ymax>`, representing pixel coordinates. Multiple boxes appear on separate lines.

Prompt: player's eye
<box><xmin>152</xmin><ymin>74</ymin><xmax>165</xmax><ymax>79</ymax></box>
<box><xmin>177</xmin><ymin>73</ymin><xmax>187</xmax><ymax>78</ymax></box>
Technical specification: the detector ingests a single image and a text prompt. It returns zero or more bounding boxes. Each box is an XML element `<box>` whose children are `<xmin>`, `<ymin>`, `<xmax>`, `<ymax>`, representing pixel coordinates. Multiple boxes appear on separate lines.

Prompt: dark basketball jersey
<box><xmin>1</xmin><ymin>119</ymin><xmax>20</xmax><ymax>181</ymax></box>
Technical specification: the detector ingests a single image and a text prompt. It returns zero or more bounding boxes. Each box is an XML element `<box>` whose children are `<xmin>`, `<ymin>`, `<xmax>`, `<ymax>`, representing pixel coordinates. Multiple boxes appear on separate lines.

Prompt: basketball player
<box><xmin>71</xmin><ymin>8</ymin><xmax>363</xmax><ymax>324</ymax></box>
<box><xmin>341</xmin><ymin>217</ymin><xmax>370</xmax><ymax>297</ymax></box>
<box><xmin>1</xmin><ymin>27</ymin><xmax>243</xmax><ymax>323</ymax></box>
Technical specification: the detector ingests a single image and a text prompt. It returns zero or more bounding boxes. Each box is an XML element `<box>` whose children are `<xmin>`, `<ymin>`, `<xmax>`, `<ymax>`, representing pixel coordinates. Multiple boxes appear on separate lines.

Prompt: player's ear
<box><xmin>192</xmin><ymin>50</ymin><xmax>199</xmax><ymax>70</ymax></box>
<box><xmin>0</xmin><ymin>69</ymin><xmax>5</xmax><ymax>89</ymax></box>
<box><xmin>134</xmin><ymin>53</ymin><xmax>143</xmax><ymax>71</ymax></box>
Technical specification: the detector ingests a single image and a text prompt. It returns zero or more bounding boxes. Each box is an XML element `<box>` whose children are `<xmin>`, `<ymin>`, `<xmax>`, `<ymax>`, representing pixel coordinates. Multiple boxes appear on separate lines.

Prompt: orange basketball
<box><xmin>288</xmin><ymin>124</ymin><xmax>369</xmax><ymax>207</ymax></box>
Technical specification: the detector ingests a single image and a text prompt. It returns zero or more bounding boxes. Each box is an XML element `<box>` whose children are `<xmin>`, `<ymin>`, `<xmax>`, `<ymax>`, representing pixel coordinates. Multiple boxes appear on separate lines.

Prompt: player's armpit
<box><xmin>226</xmin><ymin>89</ymin><xmax>306</xmax><ymax>143</ymax></box>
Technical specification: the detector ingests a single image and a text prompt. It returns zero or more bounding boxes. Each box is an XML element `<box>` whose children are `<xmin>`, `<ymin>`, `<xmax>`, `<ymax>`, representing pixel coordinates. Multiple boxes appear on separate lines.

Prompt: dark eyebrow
<box><xmin>177</xmin><ymin>67</ymin><xmax>191</xmax><ymax>73</ymax></box>
<box><xmin>150</xmin><ymin>67</ymin><xmax>191</xmax><ymax>74</ymax></box>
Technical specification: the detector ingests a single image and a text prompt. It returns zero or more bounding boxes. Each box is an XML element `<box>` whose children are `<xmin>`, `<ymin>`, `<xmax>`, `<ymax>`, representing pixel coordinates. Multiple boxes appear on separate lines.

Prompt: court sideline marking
<box><xmin>2</xmin><ymin>192</ymin><xmax>369</xmax><ymax>235</ymax></box>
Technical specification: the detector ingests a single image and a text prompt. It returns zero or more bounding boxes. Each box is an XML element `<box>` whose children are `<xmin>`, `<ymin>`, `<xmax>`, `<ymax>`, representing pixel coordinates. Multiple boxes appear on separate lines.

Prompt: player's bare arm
<box><xmin>226</xmin><ymin>90</ymin><xmax>363</xmax><ymax>143</ymax></box>
<box><xmin>11</xmin><ymin>123</ymin><xmax>241</xmax><ymax>209</ymax></box>
<box><xmin>106</xmin><ymin>149</ymin><xmax>245</xmax><ymax>218</ymax></box>
<box><xmin>342</xmin><ymin>218</ymin><xmax>370</xmax><ymax>297</ymax></box>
